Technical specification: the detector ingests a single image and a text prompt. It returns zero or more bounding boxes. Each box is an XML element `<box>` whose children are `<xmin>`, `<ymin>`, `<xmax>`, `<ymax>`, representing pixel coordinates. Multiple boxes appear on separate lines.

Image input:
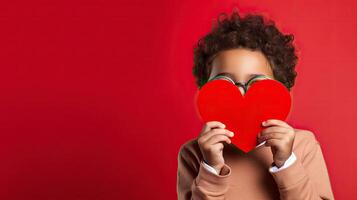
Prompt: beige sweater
<box><xmin>176</xmin><ymin>129</ymin><xmax>334</xmax><ymax>200</ymax></box>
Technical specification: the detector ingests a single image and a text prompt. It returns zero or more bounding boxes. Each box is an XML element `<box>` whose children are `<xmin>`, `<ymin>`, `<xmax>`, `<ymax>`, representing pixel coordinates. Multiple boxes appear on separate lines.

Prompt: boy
<box><xmin>177</xmin><ymin>10</ymin><xmax>334</xmax><ymax>200</ymax></box>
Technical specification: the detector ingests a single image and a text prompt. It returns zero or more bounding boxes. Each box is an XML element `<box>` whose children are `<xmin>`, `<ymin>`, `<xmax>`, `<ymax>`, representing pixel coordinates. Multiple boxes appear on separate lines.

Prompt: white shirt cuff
<box><xmin>269</xmin><ymin>152</ymin><xmax>297</xmax><ymax>173</ymax></box>
<box><xmin>201</xmin><ymin>160</ymin><xmax>219</xmax><ymax>175</ymax></box>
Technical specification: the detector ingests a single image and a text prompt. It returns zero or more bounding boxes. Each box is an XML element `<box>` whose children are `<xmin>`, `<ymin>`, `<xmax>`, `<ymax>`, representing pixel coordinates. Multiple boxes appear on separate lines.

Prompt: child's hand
<box><xmin>198</xmin><ymin>121</ymin><xmax>234</xmax><ymax>174</ymax></box>
<box><xmin>257</xmin><ymin>119</ymin><xmax>295</xmax><ymax>168</ymax></box>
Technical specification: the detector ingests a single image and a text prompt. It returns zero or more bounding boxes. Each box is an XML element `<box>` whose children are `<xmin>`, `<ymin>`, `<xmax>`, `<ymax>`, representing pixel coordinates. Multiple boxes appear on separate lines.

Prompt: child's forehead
<box><xmin>211</xmin><ymin>49</ymin><xmax>270</xmax><ymax>69</ymax></box>
<box><xmin>209</xmin><ymin>49</ymin><xmax>273</xmax><ymax>78</ymax></box>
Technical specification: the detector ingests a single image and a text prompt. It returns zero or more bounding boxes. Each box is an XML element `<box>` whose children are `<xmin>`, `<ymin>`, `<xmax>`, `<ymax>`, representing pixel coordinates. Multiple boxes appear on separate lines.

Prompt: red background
<box><xmin>0</xmin><ymin>0</ymin><xmax>355</xmax><ymax>199</ymax></box>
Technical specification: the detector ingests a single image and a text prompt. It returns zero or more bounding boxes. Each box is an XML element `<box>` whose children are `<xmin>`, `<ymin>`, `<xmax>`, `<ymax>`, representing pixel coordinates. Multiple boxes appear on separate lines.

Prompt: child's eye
<box><xmin>209</xmin><ymin>72</ymin><xmax>237</xmax><ymax>84</ymax></box>
<box><xmin>246</xmin><ymin>74</ymin><xmax>265</xmax><ymax>83</ymax></box>
<box><xmin>210</xmin><ymin>74</ymin><xmax>235</xmax><ymax>85</ymax></box>
<box><xmin>208</xmin><ymin>72</ymin><xmax>273</xmax><ymax>92</ymax></box>
<box><xmin>245</xmin><ymin>74</ymin><xmax>272</xmax><ymax>89</ymax></box>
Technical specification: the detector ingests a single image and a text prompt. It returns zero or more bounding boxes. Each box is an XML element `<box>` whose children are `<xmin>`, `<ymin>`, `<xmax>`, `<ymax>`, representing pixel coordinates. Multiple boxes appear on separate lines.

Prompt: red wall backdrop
<box><xmin>0</xmin><ymin>0</ymin><xmax>355</xmax><ymax>199</ymax></box>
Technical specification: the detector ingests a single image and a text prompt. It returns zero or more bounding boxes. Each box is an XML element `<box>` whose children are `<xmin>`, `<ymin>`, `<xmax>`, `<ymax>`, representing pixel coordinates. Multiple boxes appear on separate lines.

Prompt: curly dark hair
<box><xmin>192</xmin><ymin>9</ymin><xmax>298</xmax><ymax>90</ymax></box>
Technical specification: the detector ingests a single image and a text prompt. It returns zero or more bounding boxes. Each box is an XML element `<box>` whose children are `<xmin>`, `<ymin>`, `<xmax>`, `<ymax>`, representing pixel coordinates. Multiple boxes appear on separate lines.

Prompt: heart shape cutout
<box><xmin>194</xmin><ymin>79</ymin><xmax>291</xmax><ymax>153</ymax></box>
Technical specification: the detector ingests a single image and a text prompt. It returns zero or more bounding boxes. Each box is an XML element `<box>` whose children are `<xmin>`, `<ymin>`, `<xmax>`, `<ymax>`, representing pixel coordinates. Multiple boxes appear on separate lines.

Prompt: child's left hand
<box><xmin>257</xmin><ymin>119</ymin><xmax>295</xmax><ymax>168</ymax></box>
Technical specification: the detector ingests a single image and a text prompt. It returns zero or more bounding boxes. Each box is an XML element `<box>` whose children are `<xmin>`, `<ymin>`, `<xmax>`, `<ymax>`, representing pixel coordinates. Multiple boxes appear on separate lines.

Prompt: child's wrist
<box><xmin>273</xmin><ymin>160</ymin><xmax>286</xmax><ymax>168</ymax></box>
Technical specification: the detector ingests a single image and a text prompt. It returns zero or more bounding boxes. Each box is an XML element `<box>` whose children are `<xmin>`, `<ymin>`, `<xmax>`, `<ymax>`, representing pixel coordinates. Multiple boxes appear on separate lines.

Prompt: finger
<box><xmin>206</xmin><ymin>121</ymin><xmax>226</xmax><ymax>129</ymax></box>
<box><xmin>205</xmin><ymin>142</ymin><xmax>225</xmax><ymax>153</ymax></box>
<box><xmin>258</xmin><ymin>132</ymin><xmax>285</xmax><ymax>143</ymax></box>
<box><xmin>201</xmin><ymin>121</ymin><xmax>226</xmax><ymax>135</ymax></box>
<box><xmin>262</xmin><ymin>119</ymin><xmax>291</xmax><ymax>128</ymax></box>
<box><xmin>264</xmin><ymin>138</ymin><xmax>283</xmax><ymax>147</ymax></box>
<box><xmin>200</xmin><ymin>128</ymin><xmax>234</xmax><ymax>144</ymax></box>
<box><xmin>259</xmin><ymin>126</ymin><xmax>290</xmax><ymax>137</ymax></box>
<box><xmin>205</xmin><ymin>134</ymin><xmax>231</xmax><ymax>145</ymax></box>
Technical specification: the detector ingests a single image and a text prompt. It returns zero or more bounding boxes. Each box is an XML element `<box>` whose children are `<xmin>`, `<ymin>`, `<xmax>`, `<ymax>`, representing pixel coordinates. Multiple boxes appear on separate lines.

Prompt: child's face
<box><xmin>208</xmin><ymin>48</ymin><xmax>274</xmax><ymax>84</ymax></box>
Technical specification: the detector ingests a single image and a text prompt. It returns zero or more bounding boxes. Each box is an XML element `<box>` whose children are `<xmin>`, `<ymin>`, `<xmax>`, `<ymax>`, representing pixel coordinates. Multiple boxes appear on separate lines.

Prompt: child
<box><xmin>177</xmin><ymin>9</ymin><xmax>334</xmax><ymax>200</ymax></box>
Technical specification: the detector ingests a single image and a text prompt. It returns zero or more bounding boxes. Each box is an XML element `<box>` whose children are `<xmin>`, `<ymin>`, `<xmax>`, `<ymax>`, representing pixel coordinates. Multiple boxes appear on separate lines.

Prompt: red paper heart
<box><xmin>194</xmin><ymin>79</ymin><xmax>291</xmax><ymax>153</ymax></box>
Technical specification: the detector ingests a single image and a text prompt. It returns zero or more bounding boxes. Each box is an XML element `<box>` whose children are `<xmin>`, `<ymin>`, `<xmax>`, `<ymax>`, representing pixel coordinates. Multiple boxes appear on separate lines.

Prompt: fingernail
<box><xmin>262</xmin><ymin>121</ymin><xmax>266</xmax><ymax>126</ymax></box>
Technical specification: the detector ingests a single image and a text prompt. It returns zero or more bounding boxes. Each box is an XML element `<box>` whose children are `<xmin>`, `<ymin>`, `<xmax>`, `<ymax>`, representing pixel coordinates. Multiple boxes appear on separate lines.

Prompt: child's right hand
<box><xmin>197</xmin><ymin>121</ymin><xmax>234</xmax><ymax>174</ymax></box>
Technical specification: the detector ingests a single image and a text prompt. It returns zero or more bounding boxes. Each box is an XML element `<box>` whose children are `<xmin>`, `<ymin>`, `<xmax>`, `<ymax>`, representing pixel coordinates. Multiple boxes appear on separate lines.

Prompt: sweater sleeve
<box><xmin>269</xmin><ymin>131</ymin><xmax>335</xmax><ymax>200</ymax></box>
<box><xmin>177</xmin><ymin>143</ymin><xmax>231</xmax><ymax>200</ymax></box>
